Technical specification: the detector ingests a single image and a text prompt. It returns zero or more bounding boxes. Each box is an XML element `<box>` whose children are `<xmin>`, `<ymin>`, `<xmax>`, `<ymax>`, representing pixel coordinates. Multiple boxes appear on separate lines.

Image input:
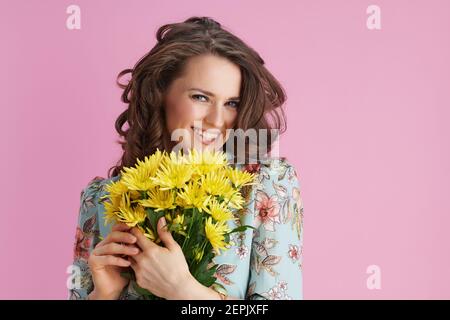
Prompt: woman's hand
<box><xmin>129</xmin><ymin>217</ymin><xmax>194</xmax><ymax>300</ymax></box>
<box><xmin>88</xmin><ymin>223</ymin><xmax>140</xmax><ymax>299</ymax></box>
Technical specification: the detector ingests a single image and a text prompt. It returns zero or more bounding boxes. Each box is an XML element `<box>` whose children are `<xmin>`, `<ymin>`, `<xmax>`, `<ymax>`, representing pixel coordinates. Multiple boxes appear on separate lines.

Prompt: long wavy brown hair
<box><xmin>107</xmin><ymin>16</ymin><xmax>287</xmax><ymax>179</ymax></box>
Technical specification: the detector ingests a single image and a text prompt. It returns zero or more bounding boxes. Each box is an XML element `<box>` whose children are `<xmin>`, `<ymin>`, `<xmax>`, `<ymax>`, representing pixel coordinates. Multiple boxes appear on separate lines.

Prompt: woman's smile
<box><xmin>191</xmin><ymin>126</ymin><xmax>221</xmax><ymax>145</ymax></box>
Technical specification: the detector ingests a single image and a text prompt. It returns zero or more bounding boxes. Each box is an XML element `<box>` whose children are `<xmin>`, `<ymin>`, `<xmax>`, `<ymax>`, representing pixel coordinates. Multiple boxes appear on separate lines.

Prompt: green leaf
<box><xmin>145</xmin><ymin>207</ymin><xmax>155</xmax><ymax>220</ymax></box>
<box><xmin>192</xmin><ymin>258</ymin><xmax>218</xmax><ymax>287</ymax></box>
<box><xmin>146</xmin><ymin>208</ymin><xmax>165</xmax><ymax>233</ymax></box>
<box><xmin>228</xmin><ymin>224</ymin><xmax>256</xmax><ymax>234</ymax></box>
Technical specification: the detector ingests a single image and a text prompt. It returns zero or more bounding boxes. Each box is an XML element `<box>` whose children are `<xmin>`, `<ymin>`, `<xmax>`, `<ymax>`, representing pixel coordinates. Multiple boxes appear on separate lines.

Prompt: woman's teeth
<box><xmin>193</xmin><ymin>127</ymin><xmax>219</xmax><ymax>143</ymax></box>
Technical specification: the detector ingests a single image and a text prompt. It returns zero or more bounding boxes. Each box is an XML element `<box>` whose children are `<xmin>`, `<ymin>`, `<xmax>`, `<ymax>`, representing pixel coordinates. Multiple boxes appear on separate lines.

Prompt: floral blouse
<box><xmin>69</xmin><ymin>157</ymin><xmax>304</xmax><ymax>300</ymax></box>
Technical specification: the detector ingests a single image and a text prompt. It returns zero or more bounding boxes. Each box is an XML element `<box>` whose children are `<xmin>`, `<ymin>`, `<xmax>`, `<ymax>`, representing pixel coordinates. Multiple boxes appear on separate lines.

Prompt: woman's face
<box><xmin>164</xmin><ymin>54</ymin><xmax>241</xmax><ymax>153</ymax></box>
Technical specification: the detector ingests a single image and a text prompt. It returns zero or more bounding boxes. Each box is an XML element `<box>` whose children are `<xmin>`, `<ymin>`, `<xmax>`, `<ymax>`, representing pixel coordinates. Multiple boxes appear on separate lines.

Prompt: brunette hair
<box><xmin>107</xmin><ymin>16</ymin><xmax>287</xmax><ymax>178</ymax></box>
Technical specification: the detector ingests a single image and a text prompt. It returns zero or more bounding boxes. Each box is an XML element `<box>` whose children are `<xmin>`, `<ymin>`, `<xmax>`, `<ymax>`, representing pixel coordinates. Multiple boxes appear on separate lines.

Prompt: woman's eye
<box><xmin>227</xmin><ymin>101</ymin><xmax>240</xmax><ymax>108</ymax></box>
<box><xmin>192</xmin><ymin>94</ymin><xmax>239</xmax><ymax>108</ymax></box>
<box><xmin>192</xmin><ymin>94</ymin><xmax>208</xmax><ymax>102</ymax></box>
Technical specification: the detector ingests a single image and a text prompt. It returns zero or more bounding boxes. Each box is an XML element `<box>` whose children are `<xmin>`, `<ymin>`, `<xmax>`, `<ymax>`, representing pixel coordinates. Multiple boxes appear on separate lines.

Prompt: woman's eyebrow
<box><xmin>188</xmin><ymin>88</ymin><xmax>240</xmax><ymax>100</ymax></box>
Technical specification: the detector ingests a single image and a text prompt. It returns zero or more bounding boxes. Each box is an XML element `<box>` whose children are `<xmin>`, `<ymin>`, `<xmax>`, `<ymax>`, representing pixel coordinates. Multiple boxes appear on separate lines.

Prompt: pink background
<box><xmin>1</xmin><ymin>0</ymin><xmax>449</xmax><ymax>299</ymax></box>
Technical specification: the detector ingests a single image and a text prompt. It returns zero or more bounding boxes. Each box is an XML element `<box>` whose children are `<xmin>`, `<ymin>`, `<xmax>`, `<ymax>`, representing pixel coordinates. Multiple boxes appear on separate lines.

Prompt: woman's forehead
<box><xmin>176</xmin><ymin>56</ymin><xmax>241</xmax><ymax>96</ymax></box>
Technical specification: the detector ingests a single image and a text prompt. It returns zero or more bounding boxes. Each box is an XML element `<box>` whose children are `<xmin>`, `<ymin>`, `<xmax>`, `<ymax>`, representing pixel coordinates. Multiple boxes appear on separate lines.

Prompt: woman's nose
<box><xmin>205</xmin><ymin>104</ymin><xmax>225</xmax><ymax>128</ymax></box>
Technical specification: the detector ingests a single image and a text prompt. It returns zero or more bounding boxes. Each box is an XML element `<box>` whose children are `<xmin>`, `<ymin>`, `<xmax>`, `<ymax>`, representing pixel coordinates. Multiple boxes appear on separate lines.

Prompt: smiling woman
<box><xmin>107</xmin><ymin>16</ymin><xmax>287</xmax><ymax>176</ymax></box>
<box><xmin>69</xmin><ymin>16</ymin><xmax>304</xmax><ymax>300</ymax></box>
<box><xmin>164</xmin><ymin>54</ymin><xmax>241</xmax><ymax>151</ymax></box>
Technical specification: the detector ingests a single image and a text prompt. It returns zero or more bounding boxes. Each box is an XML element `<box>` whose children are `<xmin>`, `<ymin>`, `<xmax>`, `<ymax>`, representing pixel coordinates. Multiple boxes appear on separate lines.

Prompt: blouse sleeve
<box><xmin>68</xmin><ymin>177</ymin><xmax>104</xmax><ymax>300</ymax></box>
<box><xmin>246</xmin><ymin>159</ymin><xmax>304</xmax><ymax>300</ymax></box>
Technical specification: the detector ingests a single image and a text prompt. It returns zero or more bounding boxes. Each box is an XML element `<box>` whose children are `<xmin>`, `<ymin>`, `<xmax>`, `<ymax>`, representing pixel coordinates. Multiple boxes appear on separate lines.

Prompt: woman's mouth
<box><xmin>191</xmin><ymin>127</ymin><xmax>220</xmax><ymax>145</ymax></box>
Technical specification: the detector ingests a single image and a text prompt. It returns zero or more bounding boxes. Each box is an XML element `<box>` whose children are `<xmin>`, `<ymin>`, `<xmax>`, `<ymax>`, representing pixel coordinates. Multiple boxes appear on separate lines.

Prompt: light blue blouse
<box><xmin>69</xmin><ymin>157</ymin><xmax>304</xmax><ymax>300</ymax></box>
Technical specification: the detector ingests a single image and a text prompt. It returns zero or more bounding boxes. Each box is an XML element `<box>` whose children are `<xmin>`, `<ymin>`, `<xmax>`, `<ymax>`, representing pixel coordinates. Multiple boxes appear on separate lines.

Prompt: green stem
<box><xmin>224</xmin><ymin>190</ymin><xmax>238</xmax><ymax>207</ymax></box>
<box><xmin>181</xmin><ymin>208</ymin><xmax>195</xmax><ymax>252</ymax></box>
<box><xmin>200</xmin><ymin>239</ymin><xmax>207</xmax><ymax>254</ymax></box>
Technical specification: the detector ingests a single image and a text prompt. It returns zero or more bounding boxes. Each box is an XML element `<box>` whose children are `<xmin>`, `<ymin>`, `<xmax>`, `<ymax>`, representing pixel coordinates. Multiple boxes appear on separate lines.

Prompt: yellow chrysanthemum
<box><xmin>185</xmin><ymin>149</ymin><xmax>227</xmax><ymax>176</ymax></box>
<box><xmin>176</xmin><ymin>181</ymin><xmax>210</xmax><ymax>212</ymax></box>
<box><xmin>120</xmin><ymin>148</ymin><xmax>165</xmax><ymax>193</ymax></box>
<box><xmin>144</xmin><ymin>227</ymin><xmax>156</xmax><ymax>241</ymax></box>
<box><xmin>115</xmin><ymin>193</ymin><xmax>147</xmax><ymax>227</ymax></box>
<box><xmin>100</xmin><ymin>183</ymin><xmax>123</xmax><ymax>226</ymax></box>
<box><xmin>226</xmin><ymin>167</ymin><xmax>257</xmax><ymax>188</ymax></box>
<box><xmin>103</xmin><ymin>196</ymin><xmax>120</xmax><ymax>225</ymax></box>
<box><xmin>120</xmin><ymin>165</ymin><xmax>155</xmax><ymax>192</ymax></box>
<box><xmin>104</xmin><ymin>180</ymin><xmax>128</xmax><ymax>198</ymax></box>
<box><xmin>173</xmin><ymin>213</ymin><xmax>185</xmax><ymax>225</ymax></box>
<box><xmin>151</xmin><ymin>156</ymin><xmax>194</xmax><ymax>190</ymax></box>
<box><xmin>136</xmin><ymin>149</ymin><xmax>164</xmax><ymax>176</ymax></box>
<box><xmin>165</xmin><ymin>213</ymin><xmax>188</xmax><ymax>236</ymax></box>
<box><xmin>204</xmin><ymin>217</ymin><xmax>231</xmax><ymax>254</ymax></box>
<box><xmin>164</xmin><ymin>212</ymin><xmax>185</xmax><ymax>224</ymax></box>
<box><xmin>201</xmin><ymin>171</ymin><xmax>234</xmax><ymax>197</ymax></box>
<box><xmin>193</xmin><ymin>246</ymin><xmax>205</xmax><ymax>262</ymax></box>
<box><xmin>138</xmin><ymin>187</ymin><xmax>176</xmax><ymax>211</ymax></box>
<box><xmin>103</xmin><ymin>179</ymin><xmax>142</xmax><ymax>201</ymax></box>
<box><xmin>223</xmin><ymin>190</ymin><xmax>245</xmax><ymax>210</ymax></box>
<box><xmin>163</xmin><ymin>150</ymin><xmax>187</xmax><ymax>165</ymax></box>
<box><xmin>204</xmin><ymin>198</ymin><xmax>235</xmax><ymax>223</ymax></box>
<box><xmin>102</xmin><ymin>180</ymin><xmax>143</xmax><ymax>225</ymax></box>
<box><xmin>137</xmin><ymin>225</ymin><xmax>161</xmax><ymax>244</ymax></box>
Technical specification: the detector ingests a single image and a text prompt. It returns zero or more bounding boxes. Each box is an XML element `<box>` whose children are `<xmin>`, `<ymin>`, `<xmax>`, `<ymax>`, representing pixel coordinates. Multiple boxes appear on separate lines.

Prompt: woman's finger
<box><xmin>94</xmin><ymin>242</ymin><xmax>140</xmax><ymax>257</ymax></box>
<box><xmin>127</xmin><ymin>255</ymin><xmax>138</xmax><ymax>270</ymax></box>
<box><xmin>94</xmin><ymin>255</ymin><xmax>131</xmax><ymax>268</ymax></box>
<box><xmin>130</xmin><ymin>227</ymin><xmax>156</xmax><ymax>251</ymax></box>
<box><xmin>111</xmin><ymin>222</ymin><xmax>132</xmax><ymax>232</ymax></box>
<box><xmin>99</xmin><ymin>231</ymin><xmax>137</xmax><ymax>247</ymax></box>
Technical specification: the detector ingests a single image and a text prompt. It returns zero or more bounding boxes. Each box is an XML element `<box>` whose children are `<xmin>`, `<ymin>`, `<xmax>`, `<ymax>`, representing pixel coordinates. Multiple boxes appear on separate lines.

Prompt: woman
<box><xmin>70</xmin><ymin>16</ymin><xmax>304</xmax><ymax>300</ymax></box>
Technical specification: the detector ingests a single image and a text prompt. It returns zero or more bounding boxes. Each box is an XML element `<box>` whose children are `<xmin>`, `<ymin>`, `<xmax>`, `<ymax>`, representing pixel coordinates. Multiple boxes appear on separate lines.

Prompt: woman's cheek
<box><xmin>166</xmin><ymin>103</ymin><xmax>189</xmax><ymax>131</ymax></box>
<box><xmin>189</xmin><ymin>102</ymin><xmax>209</xmax><ymax>121</ymax></box>
<box><xmin>178</xmin><ymin>102</ymin><xmax>203</xmax><ymax>127</ymax></box>
<box><xmin>225</xmin><ymin>109</ymin><xmax>238</xmax><ymax>128</ymax></box>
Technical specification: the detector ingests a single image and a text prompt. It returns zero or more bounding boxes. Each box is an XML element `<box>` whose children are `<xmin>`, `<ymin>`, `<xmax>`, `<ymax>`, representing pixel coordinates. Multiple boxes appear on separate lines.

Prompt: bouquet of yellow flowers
<box><xmin>99</xmin><ymin>149</ymin><xmax>257</xmax><ymax>299</ymax></box>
